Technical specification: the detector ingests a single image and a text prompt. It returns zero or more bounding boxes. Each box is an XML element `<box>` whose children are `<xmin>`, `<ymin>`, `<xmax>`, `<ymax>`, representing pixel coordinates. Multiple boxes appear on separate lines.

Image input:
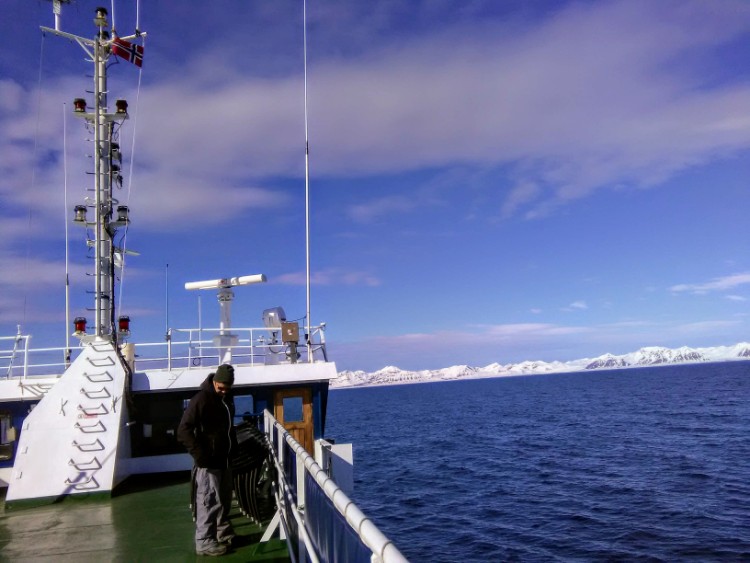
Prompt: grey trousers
<box><xmin>195</xmin><ymin>467</ymin><xmax>235</xmax><ymax>549</ymax></box>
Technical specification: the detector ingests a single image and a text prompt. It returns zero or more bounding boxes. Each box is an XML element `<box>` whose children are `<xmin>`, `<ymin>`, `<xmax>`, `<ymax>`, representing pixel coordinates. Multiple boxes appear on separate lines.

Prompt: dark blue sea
<box><xmin>326</xmin><ymin>362</ymin><xmax>750</xmax><ymax>562</ymax></box>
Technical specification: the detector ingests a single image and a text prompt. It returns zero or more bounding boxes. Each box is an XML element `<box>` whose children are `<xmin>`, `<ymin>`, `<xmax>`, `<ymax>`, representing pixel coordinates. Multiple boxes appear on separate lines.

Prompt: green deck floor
<box><xmin>0</xmin><ymin>473</ymin><xmax>289</xmax><ymax>562</ymax></box>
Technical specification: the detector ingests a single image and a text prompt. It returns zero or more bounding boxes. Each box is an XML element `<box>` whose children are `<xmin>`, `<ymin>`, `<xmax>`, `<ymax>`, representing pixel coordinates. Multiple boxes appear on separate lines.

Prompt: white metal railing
<box><xmin>0</xmin><ymin>332</ymin><xmax>69</xmax><ymax>380</ymax></box>
<box><xmin>0</xmin><ymin>324</ymin><xmax>329</xmax><ymax>379</ymax></box>
<box><xmin>263</xmin><ymin>411</ymin><xmax>407</xmax><ymax>563</ymax></box>
<box><xmin>134</xmin><ymin>325</ymin><xmax>328</xmax><ymax>371</ymax></box>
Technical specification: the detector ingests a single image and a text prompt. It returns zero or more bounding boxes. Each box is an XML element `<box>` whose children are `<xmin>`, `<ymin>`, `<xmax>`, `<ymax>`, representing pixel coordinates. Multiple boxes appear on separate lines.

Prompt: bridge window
<box><xmin>282</xmin><ymin>396</ymin><xmax>304</xmax><ymax>423</ymax></box>
<box><xmin>235</xmin><ymin>394</ymin><xmax>255</xmax><ymax>424</ymax></box>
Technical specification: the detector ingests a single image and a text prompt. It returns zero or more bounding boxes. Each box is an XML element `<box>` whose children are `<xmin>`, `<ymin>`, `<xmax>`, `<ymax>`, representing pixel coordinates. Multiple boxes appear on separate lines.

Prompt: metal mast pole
<box><xmin>93</xmin><ymin>12</ymin><xmax>114</xmax><ymax>340</ymax></box>
<box><xmin>43</xmin><ymin>5</ymin><xmax>142</xmax><ymax>345</ymax></box>
<box><xmin>93</xmin><ymin>30</ymin><xmax>104</xmax><ymax>337</ymax></box>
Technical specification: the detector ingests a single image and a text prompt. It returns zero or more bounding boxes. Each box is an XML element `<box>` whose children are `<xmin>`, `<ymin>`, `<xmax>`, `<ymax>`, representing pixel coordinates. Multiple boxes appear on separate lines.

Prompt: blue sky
<box><xmin>2</xmin><ymin>0</ymin><xmax>750</xmax><ymax>371</ymax></box>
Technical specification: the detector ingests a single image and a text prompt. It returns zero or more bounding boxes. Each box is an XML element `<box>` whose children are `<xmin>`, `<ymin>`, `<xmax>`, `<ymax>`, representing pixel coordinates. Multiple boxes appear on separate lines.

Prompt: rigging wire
<box><xmin>116</xmin><ymin>35</ymin><xmax>145</xmax><ymax>315</ymax></box>
<box><xmin>110</xmin><ymin>0</ymin><xmax>117</xmax><ymax>34</ymax></box>
<box><xmin>24</xmin><ymin>32</ymin><xmax>48</xmax><ymax>330</ymax></box>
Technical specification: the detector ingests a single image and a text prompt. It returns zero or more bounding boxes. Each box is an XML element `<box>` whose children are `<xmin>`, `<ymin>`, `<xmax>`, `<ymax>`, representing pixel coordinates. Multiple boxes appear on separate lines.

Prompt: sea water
<box><xmin>326</xmin><ymin>361</ymin><xmax>750</xmax><ymax>562</ymax></box>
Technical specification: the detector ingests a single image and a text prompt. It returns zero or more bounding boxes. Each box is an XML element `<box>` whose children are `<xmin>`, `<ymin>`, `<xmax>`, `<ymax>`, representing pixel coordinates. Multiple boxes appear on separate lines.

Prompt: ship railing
<box><xmin>0</xmin><ymin>324</ymin><xmax>329</xmax><ymax>379</ymax></box>
<box><xmin>0</xmin><ymin>333</ymin><xmax>72</xmax><ymax>380</ymax></box>
<box><xmin>132</xmin><ymin>324</ymin><xmax>329</xmax><ymax>372</ymax></box>
<box><xmin>263</xmin><ymin>411</ymin><xmax>407</xmax><ymax>563</ymax></box>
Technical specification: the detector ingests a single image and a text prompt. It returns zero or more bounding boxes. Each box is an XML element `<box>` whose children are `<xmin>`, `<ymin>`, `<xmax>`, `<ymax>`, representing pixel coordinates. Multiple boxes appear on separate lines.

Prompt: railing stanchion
<box><xmin>166</xmin><ymin>328</ymin><xmax>172</xmax><ymax>370</ymax></box>
<box><xmin>23</xmin><ymin>335</ymin><xmax>30</xmax><ymax>380</ymax></box>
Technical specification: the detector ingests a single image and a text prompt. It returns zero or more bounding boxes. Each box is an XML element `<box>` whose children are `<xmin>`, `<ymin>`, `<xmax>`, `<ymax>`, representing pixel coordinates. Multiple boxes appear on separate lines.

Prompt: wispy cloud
<box><xmin>302</xmin><ymin>0</ymin><xmax>750</xmax><ymax>219</ymax></box>
<box><xmin>276</xmin><ymin>268</ymin><xmax>381</xmax><ymax>286</ymax></box>
<box><xmin>562</xmin><ymin>300</ymin><xmax>588</xmax><ymax>312</ymax></box>
<box><xmin>673</xmin><ymin>320</ymin><xmax>743</xmax><ymax>334</ymax></box>
<box><xmin>5</xmin><ymin>0</ymin><xmax>750</xmax><ymax>238</ymax></box>
<box><xmin>332</xmin><ymin>316</ymin><xmax>747</xmax><ymax>371</ymax></box>
<box><xmin>670</xmin><ymin>272</ymin><xmax>750</xmax><ymax>294</ymax></box>
<box><xmin>348</xmin><ymin>195</ymin><xmax>419</xmax><ymax>223</ymax></box>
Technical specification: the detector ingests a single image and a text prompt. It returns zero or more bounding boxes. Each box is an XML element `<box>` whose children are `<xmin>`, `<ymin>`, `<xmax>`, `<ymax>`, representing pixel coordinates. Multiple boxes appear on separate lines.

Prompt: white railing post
<box><xmin>166</xmin><ymin>328</ymin><xmax>172</xmax><ymax>371</ymax></box>
<box><xmin>249</xmin><ymin>328</ymin><xmax>254</xmax><ymax>366</ymax></box>
<box><xmin>23</xmin><ymin>335</ymin><xmax>30</xmax><ymax>380</ymax></box>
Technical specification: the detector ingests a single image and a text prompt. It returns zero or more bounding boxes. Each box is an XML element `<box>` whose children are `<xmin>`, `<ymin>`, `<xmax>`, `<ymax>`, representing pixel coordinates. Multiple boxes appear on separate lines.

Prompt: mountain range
<box><xmin>332</xmin><ymin>342</ymin><xmax>750</xmax><ymax>388</ymax></box>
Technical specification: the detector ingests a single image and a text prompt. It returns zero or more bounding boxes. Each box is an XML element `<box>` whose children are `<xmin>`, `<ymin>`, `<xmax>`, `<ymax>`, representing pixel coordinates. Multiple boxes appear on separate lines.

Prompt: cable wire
<box><xmin>116</xmin><ymin>35</ymin><xmax>145</xmax><ymax>314</ymax></box>
<box><xmin>24</xmin><ymin>32</ymin><xmax>48</xmax><ymax>329</ymax></box>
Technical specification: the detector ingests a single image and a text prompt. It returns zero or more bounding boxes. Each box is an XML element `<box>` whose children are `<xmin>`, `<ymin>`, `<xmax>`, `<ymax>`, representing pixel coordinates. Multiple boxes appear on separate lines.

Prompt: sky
<box><xmin>2</xmin><ymin>0</ymin><xmax>750</xmax><ymax>372</ymax></box>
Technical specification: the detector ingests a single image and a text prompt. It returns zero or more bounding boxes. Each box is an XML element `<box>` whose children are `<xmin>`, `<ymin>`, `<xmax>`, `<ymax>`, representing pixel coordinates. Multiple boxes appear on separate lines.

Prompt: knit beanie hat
<box><xmin>214</xmin><ymin>364</ymin><xmax>235</xmax><ymax>384</ymax></box>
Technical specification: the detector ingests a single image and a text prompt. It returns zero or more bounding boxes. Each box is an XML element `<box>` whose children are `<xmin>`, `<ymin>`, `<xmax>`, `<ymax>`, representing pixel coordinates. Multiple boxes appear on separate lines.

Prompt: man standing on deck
<box><xmin>178</xmin><ymin>364</ymin><xmax>237</xmax><ymax>557</ymax></box>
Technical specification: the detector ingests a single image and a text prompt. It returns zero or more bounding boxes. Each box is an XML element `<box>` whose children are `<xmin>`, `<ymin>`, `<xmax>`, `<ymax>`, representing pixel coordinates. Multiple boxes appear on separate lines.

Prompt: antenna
<box><xmin>63</xmin><ymin>102</ymin><xmax>70</xmax><ymax>366</ymax></box>
<box><xmin>165</xmin><ymin>263</ymin><xmax>169</xmax><ymax>335</ymax></box>
<box><xmin>184</xmin><ymin>274</ymin><xmax>267</xmax><ymax>364</ymax></box>
<box><xmin>303</xmin><ymin>0</ymin><xmax>312</xmax><ymax>361</ymax></box>
<box><xmin>48</xmin><ymin>0</ymin><xmax>71</xmax><ymax>32</ymax></box>
<box><xmin>184</xmin><ymin>274</ymin><xmax>267</xmax><ymax>291</ymax></box>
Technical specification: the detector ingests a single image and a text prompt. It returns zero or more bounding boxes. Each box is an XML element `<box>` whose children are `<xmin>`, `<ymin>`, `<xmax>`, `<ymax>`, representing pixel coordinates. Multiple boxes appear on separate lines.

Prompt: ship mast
<box><xmin>93</xmin><ymin>11</ymin><xmax>113</xmax><ymax>339</ymax></box>
<box><xmin>42</xmin><ymin>4</ymin><xmax>143</xmax><ymax>342</ymax></box>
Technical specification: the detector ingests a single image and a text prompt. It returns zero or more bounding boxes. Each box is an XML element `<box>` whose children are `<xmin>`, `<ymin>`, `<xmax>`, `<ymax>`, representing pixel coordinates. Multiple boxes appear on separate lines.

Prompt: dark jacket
<box><xmin>177</xmin><ymin>374</ymin><xmax>237</xmax><ymax>469</ymax></box>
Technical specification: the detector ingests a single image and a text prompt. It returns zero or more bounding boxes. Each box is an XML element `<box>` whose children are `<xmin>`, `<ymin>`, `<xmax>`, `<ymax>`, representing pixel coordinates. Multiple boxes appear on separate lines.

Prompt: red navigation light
<box><xmin>115</xmin><ymin>99</ymin><xmax>128</xmax><ymax>114</ymax></box>
<box><xmin>118</xmin><ymin>315</ymin><xmax>131</xmax><ymax>333</ymax></box>
<box><xmin>73</xmin><ymin>98</ymin><xmax>87</xmax><ymax>112</ymax></box>
<box><xmin>74</xmin><ymin>317</ymin><xmax>87</xmax><ymax>334</ymax></box>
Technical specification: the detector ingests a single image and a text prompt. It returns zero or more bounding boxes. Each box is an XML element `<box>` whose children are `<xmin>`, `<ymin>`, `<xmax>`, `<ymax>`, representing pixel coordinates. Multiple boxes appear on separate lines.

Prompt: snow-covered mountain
<box><xmin>332</xmin><ymin>342</ymin><xmax>750</xmax><ymax>389</ymax></box>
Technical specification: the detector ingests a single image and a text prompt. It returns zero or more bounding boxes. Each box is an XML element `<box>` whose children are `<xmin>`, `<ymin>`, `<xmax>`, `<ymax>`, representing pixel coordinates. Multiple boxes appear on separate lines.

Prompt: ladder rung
<box><xmin>72</xmin><ymin>439</ymin><xmax>105</xmax><ymax>452</ymax></box>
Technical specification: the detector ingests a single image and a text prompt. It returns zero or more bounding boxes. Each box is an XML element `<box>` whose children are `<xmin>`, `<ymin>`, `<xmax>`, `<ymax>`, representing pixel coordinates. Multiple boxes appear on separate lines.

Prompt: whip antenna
<box><xmin>303</xmin><ymin>0</ymin><xmax>312</xmax><ymax>361</ymax></box>
<box><xmin>63</xmin><ymin>102</ymin><xmax>71</xmax><ymax>366</ymax></box>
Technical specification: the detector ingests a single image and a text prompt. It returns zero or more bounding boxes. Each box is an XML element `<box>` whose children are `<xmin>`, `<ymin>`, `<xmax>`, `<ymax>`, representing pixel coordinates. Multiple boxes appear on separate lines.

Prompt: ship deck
<box><xmin>0</xmin><ymin>472</ymin><xmax>289</xmax><ymax>561</ymax></box>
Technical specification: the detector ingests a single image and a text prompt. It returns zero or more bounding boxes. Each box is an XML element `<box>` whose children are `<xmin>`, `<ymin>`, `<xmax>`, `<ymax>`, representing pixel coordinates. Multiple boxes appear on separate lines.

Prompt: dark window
<box><xmin>283</xmin><ymin>396</ymin><xmax>303</xmax><ymax>423</ymax></box>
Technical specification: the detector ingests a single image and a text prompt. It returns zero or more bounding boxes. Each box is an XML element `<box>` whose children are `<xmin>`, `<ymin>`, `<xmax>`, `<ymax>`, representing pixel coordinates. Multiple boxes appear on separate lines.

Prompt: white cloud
<box><xmin>348</xmin><ymin>195</ymin><xmax>419</xmax><ymax>223</ymax></box>
<box><xmin>298</xmin><ymin>0</ymin><xmax>750</xmax><ymax>218</ymax></box>
<box><xmin>0</xmin><ymin>80</ymin><xmax>23</xmax><ymax>112</ymax></box>
<box><xmin>276</xmin><ymin>268</ymin><xmax>381</xmax><ymax>287</ymax></box>
<box><xmin>5</xmin><ymin>0</ymin><xmax>750</xmax><ymax>241</ymax></box>
<box><xmin>331</xmin><ymin>315</ymin><xmax>749</xmax><ymax>371</ymax></box>
<box><xmin>670</xmin><ymin>273</ymin><xmax>750</xmax><ymax>294</ymax></box>
<box><xmin>673</xmin><ymin>320</ymin><xmax>743</xmax><ymax>334</ymax></box>
<box><xmin>562</xmin><ymin>300</ymin><xmax>588</xmax><ymax>312</ymax></box>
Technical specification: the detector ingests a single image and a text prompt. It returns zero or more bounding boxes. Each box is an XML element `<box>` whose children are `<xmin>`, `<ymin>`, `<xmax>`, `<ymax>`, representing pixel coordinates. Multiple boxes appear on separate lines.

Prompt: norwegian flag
<box><xmin>111</xmin><ymin>37</ymin><xmax>144</xmax><ymax>68</ymax></box>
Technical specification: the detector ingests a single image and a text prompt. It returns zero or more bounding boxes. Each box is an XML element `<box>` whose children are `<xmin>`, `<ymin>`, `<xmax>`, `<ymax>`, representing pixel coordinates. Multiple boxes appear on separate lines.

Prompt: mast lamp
<box><xmin>73</xmin><ymin>98</ymin><xmax>87</xmax><ymax>112</ymax></box>
<box><xmin>118</xmin><ymin>315</ymin><xmax>131</xmax><ymax>335</ymax></box>
<box><xmin>94</xmin><ymin>7</ymin><xmax>108</xmax><ymax>28</ymax></box>
<box><xmin>116</xmin><ymin>205</ymin><xmax>130</xmax><ymax>223</ymax></box>
<box><xmin>73</xmin><ymin>205</ymin><xmax>87</xmax><ymax>223</ymax></box>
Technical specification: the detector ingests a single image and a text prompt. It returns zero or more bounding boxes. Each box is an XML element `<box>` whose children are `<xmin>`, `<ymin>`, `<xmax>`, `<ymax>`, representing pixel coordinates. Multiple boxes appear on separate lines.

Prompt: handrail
<box><xmin>263</xmin><ymin>410</ymin><xmax>408</xmax><ymax>563</ymax></box>
<box><xmin>0</xmin><ymin>323</ymin><xmax>330</xmax><ymax>379</ymax></box>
